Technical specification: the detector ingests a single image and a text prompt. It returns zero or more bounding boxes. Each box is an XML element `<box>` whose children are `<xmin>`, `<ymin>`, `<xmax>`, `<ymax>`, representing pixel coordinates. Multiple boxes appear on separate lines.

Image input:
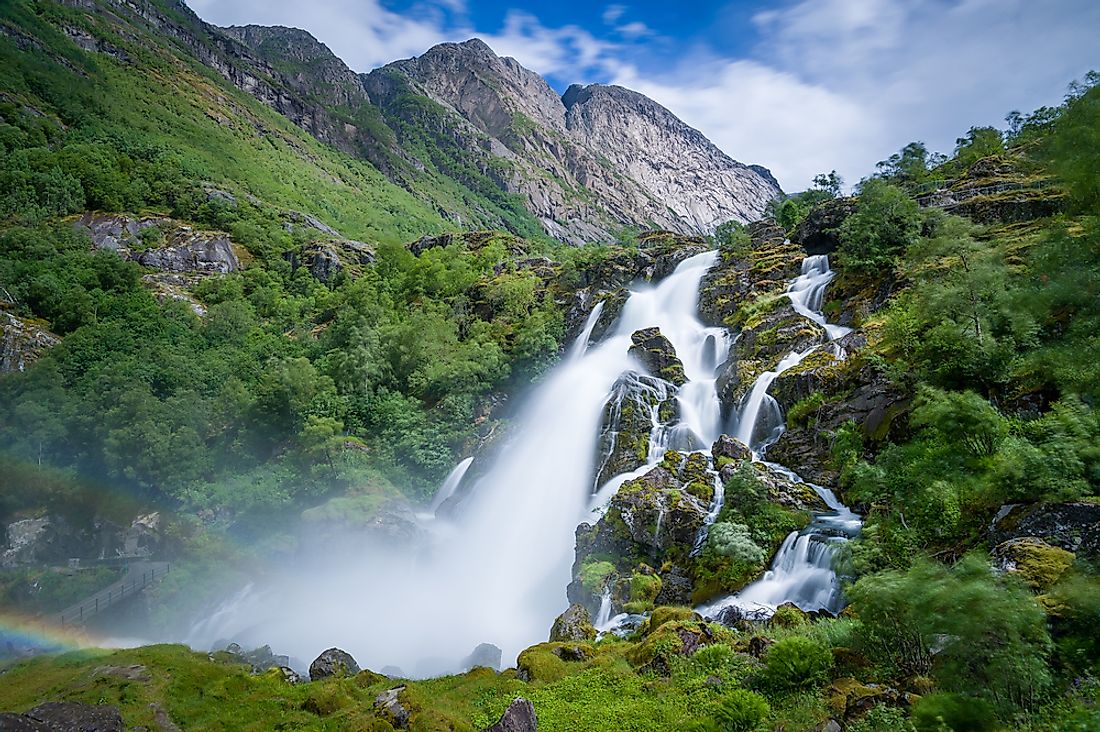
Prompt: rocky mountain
<box><xmin>366</xmin><ymin>39</ymin><xmax>782</xmax><ymax>241</ymax></box>
<box><xmin>48</xmin><ymin>0</ymin><xmax>779</xmax><ymax>243</ymax></box>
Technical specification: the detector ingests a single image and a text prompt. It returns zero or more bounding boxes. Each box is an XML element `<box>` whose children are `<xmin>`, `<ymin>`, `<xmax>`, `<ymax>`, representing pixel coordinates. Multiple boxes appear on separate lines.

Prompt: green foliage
<box><xmin>712</xmin><ymin>688</ymin><xmax>771</xmax><ymax>732</ymax></box>
<box><xmin>715</xmin><ymin>220</ymin><xmax>751</xmax><ymax>255</ymax></box>
<box><xmin>706</xmin><ymin>523</ymin><xmax>765</xmax><ymax>564</ymax></box>
<box><xmin>758</xmin><ymin>636</ymin><xmax>833</xmax><ymax>691</ymax></box>
<box><xmin>848</xmin><ymin>556</ymin><xmax>1052</xmax><ymax>716</ymax></box>
<box><xmin>911</xmin><ymin>693</ymin><xmax>997</xmax><ymax>732</ymax></box>
<box><xmin>838</xmin><ymin>179</ymin><xmax>923</xmax><ymax>272</ymax></box>
<box><xmin>875</xmin><ymin>141</ymin><xmax>945</xmax><ymax>188</ymax></box>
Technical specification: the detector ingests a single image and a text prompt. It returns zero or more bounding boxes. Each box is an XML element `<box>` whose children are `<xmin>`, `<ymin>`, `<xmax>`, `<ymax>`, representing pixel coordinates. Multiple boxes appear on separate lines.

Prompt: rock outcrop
<box><xmin>628</xmin><ymin>328</ymin><xmax>687</xmax><ymax>386</ymax></box>
<box><xmin>990</xmin><ymin>502</ymin><xmax>1100</xmax><ymax>559</ymax></box>
<box><xmin>0</xmin><ymin>702</ymin><xmax>123</xmax><ymax>732</ymax></box>
<box><xmin>482</xmin><ymin>697</ymin><xmax>538</xmax><ymax>732</ymax></box>
<box><xmin>1</xmin><ymin>312</ymin><xmax>59</xmax><ymax>373</ymax></box>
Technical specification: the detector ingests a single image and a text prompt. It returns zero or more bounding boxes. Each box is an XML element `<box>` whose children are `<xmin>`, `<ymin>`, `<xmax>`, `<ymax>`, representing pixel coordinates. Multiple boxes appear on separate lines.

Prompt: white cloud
<box><xmin>615</xmin><ymin>21</ymin><xmax>653</xmax><ymax>40</ymax></box>
<box><xmin>602</xmin><ymin>5</ymin><xmax>627</xmax><ymax>25</ymax></box>
<box><xmin>611</xmin><ymin>60</ymin><xmax>877</xmax><ymax>191</ymax></box>
<box><xmin>185</xmin><ymin>0</ymin><xmax>459</xmax><ymax>69</ymax></box>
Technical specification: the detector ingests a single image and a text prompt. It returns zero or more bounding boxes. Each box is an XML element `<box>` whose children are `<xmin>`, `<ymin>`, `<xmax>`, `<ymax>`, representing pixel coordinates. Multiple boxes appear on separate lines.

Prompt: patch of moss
<box><xmin>579</xmin><ymin>559</ymin><xmax>617</xmax><ymax>594</ymax></box>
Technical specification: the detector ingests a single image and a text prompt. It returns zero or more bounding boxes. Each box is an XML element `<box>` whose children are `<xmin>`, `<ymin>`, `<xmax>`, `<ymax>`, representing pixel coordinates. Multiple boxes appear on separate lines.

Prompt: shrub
<box><xmin>712</xmin><ymin>688</ymin><xmax>771</xmax><ymax>732</ymax></box>
<box><xmin>759</xmin><ymin>636</ymin><xmax>833</xmax><ymax>691</ymax></box>
<box><xmin>911</xmin><ymin>693</ymin><xmax>997</xmax><ymax>732</ymax></box>
<box><xmin>707</xmin><ymin>522</ymin><xmax>766</xmax><ymax>564</ymax></box>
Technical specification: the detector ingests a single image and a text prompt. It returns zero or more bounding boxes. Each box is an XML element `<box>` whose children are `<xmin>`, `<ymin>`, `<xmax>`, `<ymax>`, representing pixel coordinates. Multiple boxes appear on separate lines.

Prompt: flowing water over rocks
<box><xmin>699</xmin><ymin>254</ymin><xmax>862</xmax><ymax>621</ymax></box>
<box><xmin>183</xmin><ymin>249</ymin><xmax>860</xmax><ymax>673</ymax></box>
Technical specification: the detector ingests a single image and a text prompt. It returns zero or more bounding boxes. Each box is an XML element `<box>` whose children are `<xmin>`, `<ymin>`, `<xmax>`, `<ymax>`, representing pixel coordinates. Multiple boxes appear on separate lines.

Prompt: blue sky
<box><xmin>186</xmin><ymin>0</ymin><xmax>1100</xmax><ymax>191</ymax></box>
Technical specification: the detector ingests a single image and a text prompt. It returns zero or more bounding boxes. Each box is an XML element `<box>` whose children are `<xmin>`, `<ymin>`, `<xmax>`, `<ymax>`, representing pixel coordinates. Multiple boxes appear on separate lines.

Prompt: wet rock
<box><xmin>549</xmin><ymin>604</ymin><xmax>596</xmax><ymax>643</ymax></box>
<box><xmin>792</xmin><ymin>197</ymin><xmax>858</xmax><ymax>255</ymax></box>
<box><xmin>628</xmin><ymin>327</ymin><xmax>687</xmax><ymax>386</ymax></box>
<box><xmin>1</xmin><ymin>312</ymin><xmax>59</xmax><ymax>373</ymax></box>
<box><xmin>373</xmin><ymin>686</ymin><xmax>410</xmax><ymax>729</ymax></box>
<box><xmin>593</xmin><ymin>371</ymin><xmax>678</xmax><ymax>487</ymax></box>
<box><xmin>21</xmin><ymin>702</ymin><xmax>124</xmax><ymax>731</ymax></box>
<box><xmin>991</xmin><ymin>537</ymin><xmax>1076</xmax><ymax>590</ymax></box>
<box><xmin>746</xmin><ymin>635</ymin><xmax>774</xmax><ymax>658</ymax></box>
<box><xmin>309</xmin><ymin>647</ymin><xmax>361</xmax><ymax>681</ymax></box>
<box><xmin>711</xmin><ymin>435</ymin><xmax>752</xmax><ymax>464</ymax></box>
<box><xmin>654</xmin><ymin>565</ymin><xmax>694</xmax><ymax>606</ymax></box>
<box><xmin>463</xmin><ymin>643</ymin><xmax>503</xmax><ymax>671</ymax></box>
<box><xmin>481</xmin><ymin>697</ymin><xmax>538</xmax><ymax>732</ymax></box>
<box><xmin>698</xmin><ymin>232</ymin><xmax>804</xmax><ymax>327</ymax></box>
<box><xmin>990</xmin><ymin>502</ymin><xmax>1100</xmax><ymax>558</ymax></box>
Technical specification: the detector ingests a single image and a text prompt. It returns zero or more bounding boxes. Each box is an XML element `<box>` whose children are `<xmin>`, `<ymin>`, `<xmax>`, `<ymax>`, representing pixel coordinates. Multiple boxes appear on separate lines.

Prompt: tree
<box><xmin>875</xmin><ymin>142</ymin><xmax>944</xmax><ymax>186</ymax></box>
<box><xmin>837</xmin><ymin>179</ymin><xmax>922</xmax><ymax>272</ymax></box>
<box><xmin>812</xmin><ymin>170</ymin><xmax>843</xmax><ymax>197</ymax></box>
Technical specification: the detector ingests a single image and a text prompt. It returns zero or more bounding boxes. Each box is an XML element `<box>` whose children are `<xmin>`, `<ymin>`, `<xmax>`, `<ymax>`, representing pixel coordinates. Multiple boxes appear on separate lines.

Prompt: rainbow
<box><xmin>0</xmin><ymin>610</ymin><xmax>101</xmax><ymax>658</ymax></box>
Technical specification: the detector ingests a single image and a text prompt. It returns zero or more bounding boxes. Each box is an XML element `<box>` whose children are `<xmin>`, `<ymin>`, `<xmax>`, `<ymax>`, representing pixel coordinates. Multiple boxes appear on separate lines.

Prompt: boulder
<box><xmin>990</xmin><ymin>502</ymin><xmax>1100</xmax><ymax>558</ymax></box>
<box><xmin>462</xmin><ymin>643</ymin><xmax>503</xmax><ymax>671</ymax></box>
<box><xmin>481</xmin><ymin>698</ymin><xmax>538</xmax><ymax>732</ymax></box>
<box><xmin>826</xmin><ymin>678</ymin><xmax>917</xmax><ymax>722</ymax></box>
<box><xmin>628</xmin><ymin>327</ymin><xmax>686</xmax><ymax>386</ymax></box>
<box><xmin>21</xmin><ymin>702</ymin><xmax>123</xmax><ymax>731</ymax></box>
<box><xmin>0</xmin><ymin>713</ymin><xmax>50</xmax><ymax>731</ymax></box>
<box><xmin>549</xmin><ymin>604</ymin><xmax>597</xmax><ymax>642</ymax></box>
<box><xmin>308</xmin><ymin>647</ymin><xmax>360</xmax><ymax>681</ymax></box>
<box><xmin>285</xmin><ymin>239</ymin><xmax>377</xmax><ymax>283</ymax></box>
<box><xmin>373</xmin><ymin>686</ymin><xmax>411</xmax><ymax>729</ymax></box>
<box><xmin>1</xmin><ymin>312</ymin><xmax>59</xmax><ymax>373</ymax></box>
<box><xmin>991</xmin><ymin>537</ymin><xmax>1075</xmax><ymax>591</ymax></box>
<box><xmin>711</xmin><ymin>435</ymin><xmax>752</xmax><ymax>464</ymax></box>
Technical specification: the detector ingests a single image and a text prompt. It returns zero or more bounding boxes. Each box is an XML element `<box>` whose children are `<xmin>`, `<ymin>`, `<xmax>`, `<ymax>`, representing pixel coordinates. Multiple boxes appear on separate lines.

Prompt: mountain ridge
<box><xmin>60</xmin><ymin>0</ymin><xmax>779</xmax><ymax>243</ymax></box>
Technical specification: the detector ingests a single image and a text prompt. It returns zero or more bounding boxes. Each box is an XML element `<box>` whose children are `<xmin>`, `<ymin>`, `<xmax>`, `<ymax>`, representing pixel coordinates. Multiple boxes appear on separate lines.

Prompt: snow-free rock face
<box><xmin>367</xmin><ymin>40</ymin><xmax>781</xmax><ymax>242</ymax></box>
<box><xmin>564</xmin><ymin>84</ymin><xmax>780</xmax><ymax>231</ymax></box>
<box><xmin>1</xmin><ymin>312</ymin><xmax>59</xmax><ymax>373</ymax></box>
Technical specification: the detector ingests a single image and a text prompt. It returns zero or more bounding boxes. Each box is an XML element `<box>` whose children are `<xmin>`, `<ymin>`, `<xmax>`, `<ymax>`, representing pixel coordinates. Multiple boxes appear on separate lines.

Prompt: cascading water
<box><xmin>700</xmin><ymin>254</ymin><xmax>861</xmax><ymax>620</ymax></box>
<box><xmin>182</xmin><ymin>251</ymin><xmax>729</xmax><ymax>676</ymax></box>
<box><xmin>426</xmin><ymin>457</ymin><xmax>473</xmax><ymax>516</ymax></box>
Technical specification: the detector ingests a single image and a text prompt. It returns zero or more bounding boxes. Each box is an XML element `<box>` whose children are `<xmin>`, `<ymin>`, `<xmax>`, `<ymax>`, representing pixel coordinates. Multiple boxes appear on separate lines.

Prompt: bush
<box><xmin>848</xmin><ymin>556</ymin><xmax>1051</xmax><ymax>715</ymax></box>
<box><xmin>837</xmin><ymin>179</ymin><xmax>922</xmax><ymax>272</ymax></box>
<box><xmin>911</xmin><ymin>693</ymin><xmax>997</xmax><ymax>732</ymax></box>
<box><xmin>707</xmin><ymin>523</ymin><xmax>766</xmax><ymax>564</ymax></box>
<box><xmin>712</xmin><ymin>688</ymin><xmax>770</xmax><ymax>732</ymax></box>
<box><xmin>759</xmin><ymin>636</ymin><xmax>833</xmax><ymax>691</ymax></box>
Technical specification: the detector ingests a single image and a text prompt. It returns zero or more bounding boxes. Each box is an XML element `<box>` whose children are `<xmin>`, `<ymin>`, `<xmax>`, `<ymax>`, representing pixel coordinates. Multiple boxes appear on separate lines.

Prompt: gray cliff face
<box><xmin>367</xmin><ymin>40</ymin><xmax>782</xmax><ymax>242</ymax></box>
<box><xmin>564</xmin><ymin>84</ymin><xmax>780</xmax><ymax>231</ymax></box>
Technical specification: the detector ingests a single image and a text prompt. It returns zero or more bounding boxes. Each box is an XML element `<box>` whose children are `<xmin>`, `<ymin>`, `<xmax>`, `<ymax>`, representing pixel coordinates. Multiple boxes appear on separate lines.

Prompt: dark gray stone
<box><xmin>481</xmin><ymin>697</ymin><xmax>538</xmax><ymax>732</ymax></box>
<box><xmin>308</xmin><ymin>647</ymin><xmax>360</xmax><ymax>681</ymax></box>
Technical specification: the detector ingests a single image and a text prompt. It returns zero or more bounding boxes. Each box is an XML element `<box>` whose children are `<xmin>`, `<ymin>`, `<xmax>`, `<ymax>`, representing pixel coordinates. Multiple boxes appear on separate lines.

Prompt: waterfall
<box><xmin>183</xmin><ymin>250</ymin><xmax>727</xmax><ymax>676</ymax></box>
<box><xmin>701</xmin><ymin>254</ymin><xmax>862</xmax><ymax>620</ymax></box>
<box><xmin>426</xmin><ymin>457</ymin><xmax>474</xmax><ymax>515</ymax></box>
<box><xmin>594</xmin><ymin>589</ymin><xmax>613</xmax><ymax>628</ymax></box>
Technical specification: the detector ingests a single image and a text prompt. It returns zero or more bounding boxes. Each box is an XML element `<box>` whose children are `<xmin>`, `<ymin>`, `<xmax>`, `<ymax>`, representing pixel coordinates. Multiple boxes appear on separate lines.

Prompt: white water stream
<box><xmin>700</xmin><ymin>254</ymin><xmax>861</xmax><ymax>620</ymax></box>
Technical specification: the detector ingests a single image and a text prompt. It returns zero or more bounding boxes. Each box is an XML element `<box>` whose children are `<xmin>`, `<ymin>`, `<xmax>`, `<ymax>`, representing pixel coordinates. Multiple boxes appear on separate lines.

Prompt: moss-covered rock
<box><xmin>991</xmin><ymin>537</ymin><xmax>1076</xmax><ymax>591</ymax></box>
<box><xmin>593</xmin><ymin>371</ymin><xmax>677</xmax><ymax>487</ymax></box>
<box><xmin>517</xmin><ymin>642</ymin><xmax>595</xmax><ymax>683</ymax></box>
<box><xmin>629</xmin><ymin>327</ymin><xmax>687</xmax><ymax>386</ymax></box>
<box><xmin>550</xmin><ymin>604</ymin><xmax>598</xmax><ymax>642</ymax></box>
<box><xmin>626</xmin><ymin>619</ymin><xmax>735</xmax><ymax>675</ymax></box>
